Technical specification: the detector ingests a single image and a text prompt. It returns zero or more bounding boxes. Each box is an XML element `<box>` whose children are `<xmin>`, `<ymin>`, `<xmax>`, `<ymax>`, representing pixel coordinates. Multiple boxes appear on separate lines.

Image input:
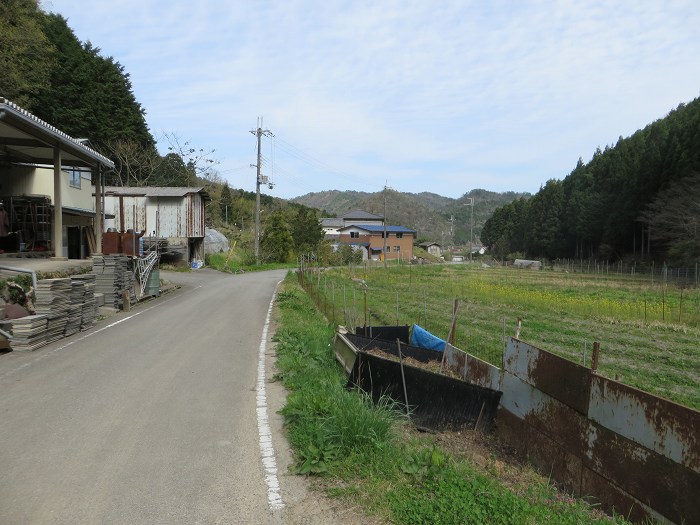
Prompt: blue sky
<box><xmin>44</xmin><ymin>0</ymin><xmax>700</xmax><ymax>200</ymax></box>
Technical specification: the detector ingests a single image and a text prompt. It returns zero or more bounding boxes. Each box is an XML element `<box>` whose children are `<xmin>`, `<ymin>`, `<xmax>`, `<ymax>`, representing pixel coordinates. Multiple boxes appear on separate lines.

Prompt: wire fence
<box><xmin>551</xmin><ymin>259</ymin><xmax>699</xmax><ymax>288</ymax></box>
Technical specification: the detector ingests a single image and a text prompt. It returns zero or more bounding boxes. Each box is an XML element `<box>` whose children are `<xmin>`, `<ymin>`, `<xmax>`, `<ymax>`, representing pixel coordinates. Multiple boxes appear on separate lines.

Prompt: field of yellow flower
<box><xmin>301</xmin><ymin>263</ymin><xmax>700</xmax><ymax>410</ymax></box>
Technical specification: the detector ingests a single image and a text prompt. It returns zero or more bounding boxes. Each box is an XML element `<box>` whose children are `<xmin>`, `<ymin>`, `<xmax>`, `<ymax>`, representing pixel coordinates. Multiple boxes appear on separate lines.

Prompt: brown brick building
<box><xmin>337</xmin><ymin>224</ymin><xmax>416</xmax><ymax>261</ymax></box>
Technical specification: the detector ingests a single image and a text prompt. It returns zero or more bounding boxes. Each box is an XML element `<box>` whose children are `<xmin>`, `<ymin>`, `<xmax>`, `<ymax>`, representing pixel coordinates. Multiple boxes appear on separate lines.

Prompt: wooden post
<box><xmin>363</xmin><ymin>285</ymin><xmax>367</xmax><ymax>336</ymax></box>
<box><xmin>591</xmin><ymin>342</ymin><xmax>601</xmax><ymax>372</ymax></box>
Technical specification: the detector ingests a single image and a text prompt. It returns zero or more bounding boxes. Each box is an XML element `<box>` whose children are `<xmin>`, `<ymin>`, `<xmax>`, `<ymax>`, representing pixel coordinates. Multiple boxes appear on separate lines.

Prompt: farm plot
<box><xmin>302</xmin><ymin>263</ymin><xmax>700</xmax><ymax>410</ymax></box>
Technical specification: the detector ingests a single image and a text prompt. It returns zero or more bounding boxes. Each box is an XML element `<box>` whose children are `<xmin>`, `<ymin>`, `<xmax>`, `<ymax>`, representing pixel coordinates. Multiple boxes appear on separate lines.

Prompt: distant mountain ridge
<box><xmin>291</xmin><ymin>189</ymin><xmax>530</xmax><ymax>245</ymax></box>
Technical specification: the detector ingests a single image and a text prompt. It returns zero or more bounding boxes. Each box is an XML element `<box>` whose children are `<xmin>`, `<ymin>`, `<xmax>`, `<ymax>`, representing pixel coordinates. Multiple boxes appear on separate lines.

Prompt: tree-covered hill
<box><xmin>482</xmin><ymin>97</ymin><xmax>700</xmax><ymax>265</ymax></box>
<box><xmin>293</xmin><ymin>188</ymin><xmax>530</xmax><ymax>245</ymax></box>
<box><xmin>1</xmin><ymin>1</ymin><xmax>153</xmax><ymax>153</ymax></box>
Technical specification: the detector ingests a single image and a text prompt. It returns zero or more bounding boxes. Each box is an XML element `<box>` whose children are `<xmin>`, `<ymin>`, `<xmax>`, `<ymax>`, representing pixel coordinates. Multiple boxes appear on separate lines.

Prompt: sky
<box><xmin>43</xmin><ymin>0</ymin><xmax>700</xmax><ymax>200</ymax></box>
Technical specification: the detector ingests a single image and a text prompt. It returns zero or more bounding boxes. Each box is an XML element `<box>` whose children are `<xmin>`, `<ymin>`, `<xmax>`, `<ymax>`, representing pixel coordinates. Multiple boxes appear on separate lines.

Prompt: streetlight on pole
<box><xmin>464</xmin><ymin>198</ymin><xmax>474</xmax><ymax>262</ymax></box>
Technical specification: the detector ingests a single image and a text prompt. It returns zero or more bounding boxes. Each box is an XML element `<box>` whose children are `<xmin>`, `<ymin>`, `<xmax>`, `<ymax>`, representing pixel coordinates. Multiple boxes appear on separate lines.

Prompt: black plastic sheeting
<box><xmin>355</xmin><ymin>325</ymin><xmax>410</xmax><ymax>344</ymax></box>
<box><xmin>348</xmin><ymin>350</ymin><xmax>503</xmax><ymax>432</ymax></box>
<box><xmin>346</xmin><ymin>333</ymin><xmax>441</xmax><ymax>363</ymax></box>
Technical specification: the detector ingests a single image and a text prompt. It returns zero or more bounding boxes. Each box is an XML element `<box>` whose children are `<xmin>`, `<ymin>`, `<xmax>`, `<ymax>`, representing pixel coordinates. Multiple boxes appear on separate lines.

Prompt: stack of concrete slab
<box><xmin>8</xmin><ymin>314</ymin><xmax>48</xmax><ymax>352</ymax></box>
<box><xmin>121</xmin><ymin>262</ymin><xmax>136</xmax><ymax>308</ymax></box>
<box><xmin>34</xmin><ymin>278</ymin><xmax>71</xmax><ymax>344</ymax></box>
<box><xmin>71</xmin><ymin>274</ymin><xmax>97</xmax><ymax>329</ymax></box>
<box><xmin>92</xmin><ymin>255</ymin><xmax>131</xmax><ymax>308</ymax></box>
<box><xmin>64</xmin><ymin>279</ymin><xmax>84</xmax><ymax>337</ymax></box>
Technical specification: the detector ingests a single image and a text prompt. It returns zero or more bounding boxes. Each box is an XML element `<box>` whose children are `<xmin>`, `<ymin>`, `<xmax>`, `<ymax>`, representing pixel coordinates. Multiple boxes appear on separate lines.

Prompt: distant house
<box><xmin>419</xmin><ymin>242</ymin><xmax>442</xmax><ymax>257</ymax></box>
<box><xmin>337</xmin><ymin>209</ymin><xmax>384</xmax><ymax>227</ymax></box>
<box><xmin>322</xmin><ymin>209</ymin><xmax>417</xmax><ymax>261</ymax></box>
<box><xmin>100</xmin><ymin>186</ymin><xmax>210</xmax><ymax>264</ymax></box>
<box><xmin>337</xmin><ymin>224</ymin><xmax>416</xmax><ymax>261</ymax></box>
<box><xmin>321</xmin><ymin>209</ymin><xmax>385</xmax><ymax>239</ymax></box>
<box><xmin>320</xmin><ymin>217</ymin><xmax>344</xmax><ymax>239</ymax></box>
<box><xmin>0</xmin><ymin>98</ymin><xmax>114</xmax><ymax>259</ymax></box>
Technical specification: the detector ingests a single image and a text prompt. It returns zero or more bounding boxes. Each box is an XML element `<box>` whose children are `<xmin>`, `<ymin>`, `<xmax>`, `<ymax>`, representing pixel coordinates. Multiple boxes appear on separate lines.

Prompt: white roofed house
<box><xmin>320</xmin><ymin>210</ymin><xmax>385</xmax><ymax>240</ymax></box>
<box><xmin>100</xmin><ymin>186</ymin><xmax>210</xmax><ymax>265</ymax></box>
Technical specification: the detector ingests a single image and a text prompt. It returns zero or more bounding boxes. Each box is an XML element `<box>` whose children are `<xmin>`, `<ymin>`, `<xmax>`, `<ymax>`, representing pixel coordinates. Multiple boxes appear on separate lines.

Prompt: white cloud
<box><xmin>44</xmin><ymin>0</ymin><xmax>700</xmax><ymax>198</ymax></box>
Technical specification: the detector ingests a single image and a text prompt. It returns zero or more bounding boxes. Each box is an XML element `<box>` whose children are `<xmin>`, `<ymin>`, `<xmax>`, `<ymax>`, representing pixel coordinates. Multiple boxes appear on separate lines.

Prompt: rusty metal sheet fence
<box><xmin>497</xmin><ymin>338</ymin><xmax>699</xmax><ymax>524</ymax></box>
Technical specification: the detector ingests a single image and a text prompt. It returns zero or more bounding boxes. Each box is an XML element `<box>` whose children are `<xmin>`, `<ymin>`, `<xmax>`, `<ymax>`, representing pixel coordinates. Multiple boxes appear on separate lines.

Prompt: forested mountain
<box><xmin>0</xmin><ymin>0</ymin><xmax>205</xmax><ymax>188</ymax></box>
<box><xmin>1</xmin><ymin>1</ymin><xmax>152</xmax><ymax>154</ymax></box>
<box><xmin>482</xmin><ymin>98</ymin><xmax>700</xmax><ymax>265</ymax></box>
<box><xmin>294</xmin><ymin>188</ymin><xmax>530</xmax><ymax>245</ymax></box>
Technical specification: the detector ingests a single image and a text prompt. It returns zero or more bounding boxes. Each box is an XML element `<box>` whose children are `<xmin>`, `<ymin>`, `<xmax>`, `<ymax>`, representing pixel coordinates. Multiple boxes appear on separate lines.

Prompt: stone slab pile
<box><xmin>33</xmin><ymin>278</ymin><xmax>71</xmax><ymax>344</ymax></box>
<box><xmin>92</xmin><ymin>255</ymin><xmax>132</xmax><ymax>308</ymax></box>
<box><xmin>71</xmin><ymin>274</ymin><xmax>97</xmax><ymax>329</ymax></box>
<box><xmin>8</xmin><ymin>314</ymin><xmax>48</xmax><ymax>352</ymax></box>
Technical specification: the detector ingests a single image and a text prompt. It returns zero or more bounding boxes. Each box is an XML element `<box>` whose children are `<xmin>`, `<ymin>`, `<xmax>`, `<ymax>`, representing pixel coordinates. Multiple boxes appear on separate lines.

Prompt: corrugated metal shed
<box><xmin>101</xmin><ymin>186</ymin><xmax>208</xmax><ymax>239</ymax></box>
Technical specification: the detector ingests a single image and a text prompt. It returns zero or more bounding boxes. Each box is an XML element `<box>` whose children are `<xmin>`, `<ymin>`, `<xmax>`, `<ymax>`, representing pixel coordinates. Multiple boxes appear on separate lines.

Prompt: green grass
<box><xmin>301</xmin><ymin>263</ymin><xmax>700</xmax><ymax>410</ymax></box>
<box><xmin>273</xmin><ymin>274</ymin><xmax>634</xmax><ymax>524</ymax></box>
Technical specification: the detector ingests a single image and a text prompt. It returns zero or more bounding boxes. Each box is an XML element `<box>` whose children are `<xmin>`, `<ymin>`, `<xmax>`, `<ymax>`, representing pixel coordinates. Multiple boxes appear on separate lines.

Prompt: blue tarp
<box><xmin>410</xmin><ymin>324</ymin><xmax>446</xmax><ymax>352</ymax></box>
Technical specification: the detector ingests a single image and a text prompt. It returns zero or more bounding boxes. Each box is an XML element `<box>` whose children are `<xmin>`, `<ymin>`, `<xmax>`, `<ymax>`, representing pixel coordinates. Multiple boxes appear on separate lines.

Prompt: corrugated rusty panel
<box><xmin>186</xmin><ymin>194</ymin><xmax>193</xmax><ymax>237</ymax></box>
<box><xmin>504</xmin><ymin>338</ymin><xmax>591</xmax><ymax>414</ymax></box>
<box><xmin>580</xmin><ymin>467</ymin><xmax>659</xmax><ymax>524</ymax></box>
<box><xmin>177</xmin><ymin>198</ymin><xmax>184</xmax><ymax>237</ymax></box>
<box><xmin>495</xmin><ymin>408</ymin><xmax>584</xmax><ymax>498</ymax></box>
<box><xmin>583</xmin><ymin>415</ymin><xmax>699</xmax><ymax>524</ymax></box>
<box><xmin>443</xmin><ymin>344</ymin><xmax>502</xmax><ymax>391</ymax></box>
<box><xmin>499</xmin><ymin>370</ymin><xmax>550</xmax><ymax>419</ymax></box>
<box><xmin>499</xmin><ymin>372</ymin><xmax>700</xmax><ymax>524</ymax></box>
<box><xmin>588</xmin><ymin>376</ymin><xmax>700</xmax><ymax>473</ymax></box>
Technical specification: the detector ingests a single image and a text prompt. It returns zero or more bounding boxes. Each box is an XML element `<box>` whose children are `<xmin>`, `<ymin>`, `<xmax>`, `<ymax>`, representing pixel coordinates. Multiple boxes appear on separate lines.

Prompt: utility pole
<box><xmin>383</xmin><ymin>184</ymin><xmax>393</xmax><ymax>269</ymax></box>
<box><xmin>250</xmin><ymin>117</ymin><xmax>273</xmax><ymax>264</ymax></box>
<box><xmin>464</xmin><ymin>197</ymin><xmax>475</xmax><ymax>262</ymax></box>
<box><xmin>383</xmin><ymin>186</ymin><xmax>387</xmax><ymax>269</ymax></box>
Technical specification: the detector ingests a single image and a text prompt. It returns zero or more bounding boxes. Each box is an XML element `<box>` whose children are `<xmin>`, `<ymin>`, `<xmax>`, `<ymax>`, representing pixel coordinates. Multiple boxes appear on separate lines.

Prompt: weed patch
<box><xmin>273</xmin><ymin>274</ymin><xmax>635</xmax><ymax>524</ymax></box>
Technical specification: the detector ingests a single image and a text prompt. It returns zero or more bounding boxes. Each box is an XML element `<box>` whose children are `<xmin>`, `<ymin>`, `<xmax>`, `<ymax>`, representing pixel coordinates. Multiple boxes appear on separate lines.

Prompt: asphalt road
<box><xmin>0</xmin><ymin>268</ymin><xmax>296</xmax><ymax>524</ymax></box>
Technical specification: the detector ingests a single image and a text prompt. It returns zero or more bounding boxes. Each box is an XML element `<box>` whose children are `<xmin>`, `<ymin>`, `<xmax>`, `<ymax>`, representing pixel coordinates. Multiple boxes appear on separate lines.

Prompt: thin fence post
<box><xmin>396</xmin><ymin>291</ymin><xmax>400</xmax><ymax>325</ymax></box>
<box><xmin>343</xmin><ymin>284</ymin><xmax>347</xmax><ymax>327</ymax></box>
<box><xmin>591</xmin><ymin>342</ymin><xmax>601</xmax><ymax>372</ymax></box>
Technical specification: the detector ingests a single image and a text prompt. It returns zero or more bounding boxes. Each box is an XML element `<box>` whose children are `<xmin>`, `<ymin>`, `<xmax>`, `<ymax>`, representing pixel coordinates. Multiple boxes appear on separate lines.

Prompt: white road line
<box><xmin>256</xmin><ymin>286</ymin><xmax>284</xmax><ymax>511</ymax></box>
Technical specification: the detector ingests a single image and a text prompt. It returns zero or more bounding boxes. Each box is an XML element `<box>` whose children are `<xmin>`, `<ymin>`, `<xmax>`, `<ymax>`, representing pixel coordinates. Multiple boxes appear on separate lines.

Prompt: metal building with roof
<box><xmin>0</xmin><ymin>98</ymin><xmax>114</xmax><ymax>258</ymax></box>
<box><xmin>101</xmin><ymin>186</ymin><xmax>210</xmax><ymax>264</ymax></box>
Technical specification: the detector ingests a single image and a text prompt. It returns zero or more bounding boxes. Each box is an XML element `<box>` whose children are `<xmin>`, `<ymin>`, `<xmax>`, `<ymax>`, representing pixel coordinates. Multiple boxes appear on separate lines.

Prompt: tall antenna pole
<box><xmin>250</xmin><ymin>117</ymin><xmax>272</xmax><ymax>264</ymax></box>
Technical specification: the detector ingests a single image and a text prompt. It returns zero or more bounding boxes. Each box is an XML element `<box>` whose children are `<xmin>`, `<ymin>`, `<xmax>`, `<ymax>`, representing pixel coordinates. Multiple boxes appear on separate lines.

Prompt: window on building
<box><xmin>350</xmin><ymin>231</ymin><xmax>359</xmax><ymax>239</ymax></box>
<box><xmin>396</xmin><ymin>233</ymin><xmax>403</xmax><ymax>239</ymax></box>
<box><xmin>67</xmin><ymin>168</ymin><xmax>82</xmax><ymax>189</ymax></box>
<box><xmin>394</xmin><ymin>246</ymin><xmax>400</xmax><ymax>252</ymax></box>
